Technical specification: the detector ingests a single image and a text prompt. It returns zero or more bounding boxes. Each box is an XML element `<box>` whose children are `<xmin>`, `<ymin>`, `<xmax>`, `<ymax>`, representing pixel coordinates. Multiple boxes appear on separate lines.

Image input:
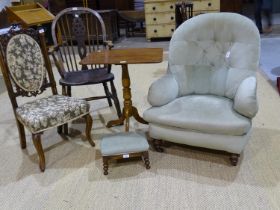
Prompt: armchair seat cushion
<box><xmin>16</xmin><ymin>95</ymin><xmax>90</xmax><ymax>133</ymax></box>
<box><xmin>143</xmin><ymin>95</ymin><xmax>251</xmax><ymax>136</ymax></box>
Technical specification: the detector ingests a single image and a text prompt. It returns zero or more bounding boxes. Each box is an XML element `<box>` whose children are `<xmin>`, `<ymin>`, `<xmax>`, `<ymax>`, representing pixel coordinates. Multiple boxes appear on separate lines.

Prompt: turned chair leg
<box><xmin>62</xmin><ymin>85</ymin><xmax>67</xmax><ymax>96</ymax></box>
<box><xmin>84</xmin><ymin>114</ymin><xmax>95</xmax><ymax>147</ymax></box>
<box><xmin>153</xmin><ymin>139</ymin><xmax>164</xmax><ymax>152</ymax></box>
<box><xmin>32</xmin><ymin>133</ymin><xmax>45</xmax><ymax>172</ymax></box>
<box><xmin>103</xmin><ymin>157</ymin><xmax>109</xmax><ymax>175</ymax></box>
<box><xmin>103</xmin><ymin>82</ymin><xmax>113</xmax><ymax>107</ymax></box>
<box><xmin>66</xmin><ymin>86</ymin><xmax>72</xmax><ymax>97</ymax></box>
<box><xmin>143</xmin><ymin>151</ymin><xmax>151</xmax><ymax>169</ymax></box>
<box><xmin>16</xmin><ymin>119</ymin><xmax>26</xmax><ymax>149</ymax></box>
<box><xmin>110</xmin><ymin>80</ymin><xmax>122</xmax><ymax>118</ymax></box>
<box><xmin>61</xmin><ymin>85</ymin><xmax>70</xmax><ymax>135</ymax></box>
<box><xmin>229</xmin><ymin>153</ymin><xmax>240</xmax><ymax>166</ymax></box>
<box><xmin>277</xmin><ymin>77</ymin><xmax>280</xmax><ymax>94</ymax></box>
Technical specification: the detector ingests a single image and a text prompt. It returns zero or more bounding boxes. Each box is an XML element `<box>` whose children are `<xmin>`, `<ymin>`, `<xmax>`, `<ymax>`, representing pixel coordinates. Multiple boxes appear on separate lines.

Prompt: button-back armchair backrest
<box><xmin>168</xmin><ymin>13</ymin><xmax>260</xmax><ymax>99</ymax></box>
<box><xmin>0</xmin><ymin>28</ymin><xmax>57</xmax><ymax>109</ymax></box>
<box><xmin>51</xmin><ymin>7</ymin><xmax>107</xmax><ymax>73</ymax></box>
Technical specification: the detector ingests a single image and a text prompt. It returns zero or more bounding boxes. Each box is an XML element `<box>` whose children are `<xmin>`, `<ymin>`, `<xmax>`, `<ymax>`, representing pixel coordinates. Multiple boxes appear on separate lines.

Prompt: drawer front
<box><xmin>193</xmin><ymin>0</ymin><xmax>220</xmax><ymax>11</ymax></box>
<box><xmin>146</xmin><ymin>24</ymin><xmax>175</xmax><ymax>38</ymax></box>
<box><xmin>145</xmin><ymin>12</ymin><xmax>175</xmax><ymax>24</ymax></box>
<box><xmin>145</xmin><ymin>2</ymin><xmax>175</xmax><ymax>13</ymax></box>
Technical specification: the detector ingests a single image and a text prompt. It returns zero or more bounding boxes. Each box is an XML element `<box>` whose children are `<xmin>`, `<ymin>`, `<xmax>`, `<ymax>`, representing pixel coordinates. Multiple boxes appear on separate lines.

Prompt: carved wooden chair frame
<box><xmin>0</xmin><ymin>28</ymin><xmax>94</xmax><ymax>172</ymax></box>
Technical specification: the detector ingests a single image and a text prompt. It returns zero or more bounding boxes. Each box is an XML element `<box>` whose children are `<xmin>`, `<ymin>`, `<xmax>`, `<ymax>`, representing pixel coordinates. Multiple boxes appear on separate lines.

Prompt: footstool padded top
<box><xmin>101</xmin><ymin>132</ymin><xmax>149</xmax><ymax>156</ymax></box>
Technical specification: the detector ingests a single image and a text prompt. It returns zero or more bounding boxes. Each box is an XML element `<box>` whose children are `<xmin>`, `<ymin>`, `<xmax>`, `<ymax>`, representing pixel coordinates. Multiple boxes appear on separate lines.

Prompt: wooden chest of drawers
<box><xmin>145</xmin><ymin>0</ymin><xmax>220</xmax><ymax>40</ymax></box>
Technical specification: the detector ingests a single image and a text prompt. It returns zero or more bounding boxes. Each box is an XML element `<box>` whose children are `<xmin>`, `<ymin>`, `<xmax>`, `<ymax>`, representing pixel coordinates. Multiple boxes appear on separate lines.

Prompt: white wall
<box><xmin>0</xmin><ymin>0</ymin><xmax>11</xmax><ymax>11</ymax></box>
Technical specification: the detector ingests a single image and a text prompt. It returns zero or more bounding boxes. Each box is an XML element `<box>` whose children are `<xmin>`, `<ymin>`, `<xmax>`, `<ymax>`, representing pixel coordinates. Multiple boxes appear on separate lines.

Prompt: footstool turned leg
<box><xmin>143</xmin><ymin>151</ymin><xmax>150</xmax><ymax>169</ymax></box>
<box><xmin>103</xmin><ymin>157</ymin><xmax>109</xmax><ymax>175</ymax></box>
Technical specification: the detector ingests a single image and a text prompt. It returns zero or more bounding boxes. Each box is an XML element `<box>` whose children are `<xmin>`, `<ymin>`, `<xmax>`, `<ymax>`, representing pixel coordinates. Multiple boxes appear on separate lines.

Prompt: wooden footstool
<box><xmin>101</xmin><ymin>132</ymin><xmax>150</xmax><ymax>175</ymax></box>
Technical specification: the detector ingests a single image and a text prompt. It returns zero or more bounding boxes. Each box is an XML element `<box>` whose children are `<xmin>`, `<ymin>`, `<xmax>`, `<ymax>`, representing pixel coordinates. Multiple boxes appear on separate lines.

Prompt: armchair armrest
<box><xmin>233</xmin><ymin>76</ymin><xmax>258</xmax><ymax>118</ymax></box>
<box><xmin>148</xmin><ymin>74</ymin><xmax>179</xmax><ymax>107</ymax></box>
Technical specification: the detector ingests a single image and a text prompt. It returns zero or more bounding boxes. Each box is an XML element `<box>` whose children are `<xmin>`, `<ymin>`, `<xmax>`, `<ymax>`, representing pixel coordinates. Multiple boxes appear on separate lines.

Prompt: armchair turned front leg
<box><xmin>229</xmin><ymin>153</ymin><xmax>240</xmax><ymax>166</ymax></box>
<box><xmin>153</xmin><ymin>139</ymin><xmax>164</xmax><ymax>152</ymax></box>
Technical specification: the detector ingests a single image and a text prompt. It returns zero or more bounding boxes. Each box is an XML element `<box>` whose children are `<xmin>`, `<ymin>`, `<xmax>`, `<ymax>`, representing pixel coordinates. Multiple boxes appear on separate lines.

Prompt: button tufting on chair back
<box><xmin>168</xmin><ymin>13</ymin><xmax>260</xmax><ymax>98</ymax></box>
<box><xmin>143</xmin><ymin>13</ymin><xmax>260</xmax><ymax>165</ymax></box>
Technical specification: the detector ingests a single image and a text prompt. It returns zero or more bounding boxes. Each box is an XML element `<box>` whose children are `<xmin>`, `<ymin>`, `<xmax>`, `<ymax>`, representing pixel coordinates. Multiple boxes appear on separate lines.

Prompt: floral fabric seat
<box><xmin>16</xmin><ymin>95</ymin><xmax>90</xmax><ymax>133</ymax></box>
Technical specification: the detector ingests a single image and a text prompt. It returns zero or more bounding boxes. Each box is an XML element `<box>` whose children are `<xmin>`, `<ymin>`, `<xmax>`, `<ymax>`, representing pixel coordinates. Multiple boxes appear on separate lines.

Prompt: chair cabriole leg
<box><xmin>32</xmin><ymin>133</ymin><xmax>45</xmax><ymax>172</ymax></box>
<box><xmin>84</xmin><ymin>114</ymin><xmax>95</xmax><ymax>147</ymax></box>
<box><xmin>16</xmin><ymin>119</ymin><xmax>26</xmax><ymax>149</ymax></box>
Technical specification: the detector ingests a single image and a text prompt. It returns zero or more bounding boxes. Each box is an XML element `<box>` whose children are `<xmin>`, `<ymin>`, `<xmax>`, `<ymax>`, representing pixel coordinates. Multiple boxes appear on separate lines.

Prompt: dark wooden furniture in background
<box><xmin>98</xmin><ymin>0</ymin><xmax>134</xmax><ymax>10</ymax></box>
<box><xmin>80</xmin><ymin>48</ymin><xmax>163</xmax><ymax>131</ymax></box>
<box><xmin>51</xmin><ymin>7</ymin><xmax>121</xmax><ymax>118</ymax></box>
<box><xmin>49</xmin><ymin>0</ymin><xmax>134</xmax><ymax>12</ymax></box>
<box><xmin>48</xmin><ymin>0</ymin><xmax>68</xmax><ymax>15</ymax></box>
<box><xmin>220</xmin><ymin>0</ymin><xmax>243</xmax><ymax>13</ymax></box>
<box><xmin>118</xmin><ymin>10</ymin><xmax>145</xmax><ymax>37</ymax></box>
<box><xmin>99</xmin><ymin>10</ymin><xmax>119</xmax><ymax>41</ymax></box>
<box><xmin>175</xmin><ymin>2</ymin><xmax>193</xmax><ymax>28</ymax></box>
<box><xmin>0</xmin><ymin>28</ymin><xmax>94</xmax><ymax>171</ymax></box>
<box><xmin>0</xmin><ymin>9</ymin><xmax>9</xmax><ymax>29</ymax></box>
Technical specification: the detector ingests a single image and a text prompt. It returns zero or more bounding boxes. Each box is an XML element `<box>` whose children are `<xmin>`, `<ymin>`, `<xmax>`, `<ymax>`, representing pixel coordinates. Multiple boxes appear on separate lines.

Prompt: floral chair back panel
<box><xmin>6</xmin><ymin>34</ymin><xmax>46</xmax><ymax>92</ymax></box>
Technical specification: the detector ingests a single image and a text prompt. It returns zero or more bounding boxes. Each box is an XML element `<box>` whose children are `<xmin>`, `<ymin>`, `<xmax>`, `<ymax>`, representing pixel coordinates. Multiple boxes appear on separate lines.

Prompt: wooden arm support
<box><xmin>104</xmin><ymin>40</ymin><xmax>114</xmax><ymax>50</ymax></box>
<box><xmin>48</xmin><ymin>44</ymin><xmax>66</xmax><ymax>78</ymax></box>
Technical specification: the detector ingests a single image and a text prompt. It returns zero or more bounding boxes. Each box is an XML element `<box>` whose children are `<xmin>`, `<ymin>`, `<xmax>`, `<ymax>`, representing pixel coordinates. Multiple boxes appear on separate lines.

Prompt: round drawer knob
<box><xmin>154</xmin><ymin>29</ymin><xmax>157</xmax><ymax>33</ymax></box>
<box><xmin>208</xmin><ymin>2</ymin><xmax>212</xmax><ymax>6</ymax></box>
<box><xmin>153</xmin><ymin>6</ymin><xmax>156</xmax><ymax>10</ymax></box>
<box><xmin>171</xmin><ymin>16</ymin><xmax>174</xmax><ymax>20</ymax></box>
<box><xmin>171</xmin><ymin>28</ymin><xmax>174</xmax><ymax>32</ymax></box>
<box><xmin>153</xmin><ymin>17</ymin><xmax>157</xmax><ymax>21</ymax></box>
<box><xmin>170</xmin><ymin>5</ymin><xmax>174</xmax><ymax>9</ymax></box>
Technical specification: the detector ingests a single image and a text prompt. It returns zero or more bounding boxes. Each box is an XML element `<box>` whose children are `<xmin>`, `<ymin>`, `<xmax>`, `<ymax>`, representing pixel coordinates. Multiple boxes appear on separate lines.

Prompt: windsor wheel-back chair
<box><xmin>51</xmin><ymin>7</ymin><xmax>121</xmax><ymax>119</ymax></box>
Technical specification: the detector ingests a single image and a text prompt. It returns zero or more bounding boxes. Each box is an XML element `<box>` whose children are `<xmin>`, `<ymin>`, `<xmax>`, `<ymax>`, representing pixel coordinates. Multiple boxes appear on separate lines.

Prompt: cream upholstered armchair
<box><xmin>143</xmin><ymin>13</ymin><xmax>260</xmax><ymax>165</ymax></box>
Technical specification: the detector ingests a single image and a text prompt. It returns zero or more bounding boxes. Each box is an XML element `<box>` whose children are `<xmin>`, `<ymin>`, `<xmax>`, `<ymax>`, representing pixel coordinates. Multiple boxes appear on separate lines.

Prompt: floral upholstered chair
<box><xmin>0</xmin><ymin>28</ymin><xmax>95</xmax><ymax>172</ymax></box>
<box><xmin>143</xmin><ymin>13</ymin><xmax>260</xmax><ymax>165</ymax></box>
